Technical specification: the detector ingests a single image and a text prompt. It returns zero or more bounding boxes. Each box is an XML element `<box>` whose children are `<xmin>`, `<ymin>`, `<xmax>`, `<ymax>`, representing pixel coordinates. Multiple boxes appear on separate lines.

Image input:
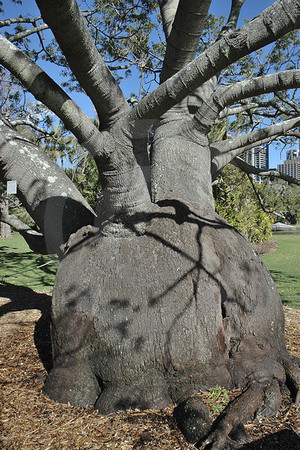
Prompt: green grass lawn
<box><xmin>0</xmin><ymin>233</ymin><xmax>58</xmax><ymax>292</ymax></box>
<box><xmin>1</xmin><ymin>232</ymin><xmax>299</xmax><ymax>308</ymax></box>
<box><xmin>262</xmin><ymin>234</ymin><xmax>300</xmax><ymax>309</ymax></box>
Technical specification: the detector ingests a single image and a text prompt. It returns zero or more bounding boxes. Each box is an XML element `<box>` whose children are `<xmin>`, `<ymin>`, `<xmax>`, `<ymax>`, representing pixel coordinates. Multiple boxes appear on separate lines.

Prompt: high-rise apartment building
<box><xmin>241</xmin><ymin>145</ymin><xmax>269</xmax><ymax>182</ymax></box>
<box><xmin>277</xmin><ymin>149</ymin><xmax>300</xmax><ymax>180</ymax></box>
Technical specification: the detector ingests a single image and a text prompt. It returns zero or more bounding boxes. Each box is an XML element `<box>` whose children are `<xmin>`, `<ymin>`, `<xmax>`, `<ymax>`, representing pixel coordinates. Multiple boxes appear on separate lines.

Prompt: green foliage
<box><xmin>259</xmin><ymin>181</ymin><xmax>300</xmax><ymax>225</ymax></box>
<box><xmin>214</xmin><ymin>166</ymin><xmax>273</xmax><ymax>244</ymax></box>
<box><xmin>262</xmin><ymin>234</ymin><xmax>300</xmax><ymax>309</ymax></box>
<box><xmin>46</xmin><ymin>0</ymin><xmax>160</xmax><ymax>94</ymax></box>
<box><xmin>65</xmin><ymin>154</ymin><xmax>101</xmax><ymax>210</ymax></box>
<box><xmin>206</xmin><ymin>386</ymin><xmax>229</xmax><ymax>414</ymax></box>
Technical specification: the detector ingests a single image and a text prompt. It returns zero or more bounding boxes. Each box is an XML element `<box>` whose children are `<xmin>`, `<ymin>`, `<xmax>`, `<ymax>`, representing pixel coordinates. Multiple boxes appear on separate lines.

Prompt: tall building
<box><xmin>241</xmin><ymin>145</ymin><xmax>269</xmax><ymax>182</ymax></box>
<box><xmin>277</xmin><ymin>149</ymin><xmax>300</xmax><ymax>180</ymax></box>
<box><xmin>286</xmin><ymin>149</ymin><xmax>300</xmax><ymax>160</ymax></box>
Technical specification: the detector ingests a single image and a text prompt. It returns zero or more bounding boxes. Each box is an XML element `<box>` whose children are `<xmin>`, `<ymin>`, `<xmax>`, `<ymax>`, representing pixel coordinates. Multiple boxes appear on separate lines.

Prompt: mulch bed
<box><xmin>253</xmin><ymin>238</ymin><xmax>278</xmax><ymax>256</ymax></box>
<box><xmin>0</xmin><ymin>288</ymin><xmax>299</xmax><ymax>449</ymax></box>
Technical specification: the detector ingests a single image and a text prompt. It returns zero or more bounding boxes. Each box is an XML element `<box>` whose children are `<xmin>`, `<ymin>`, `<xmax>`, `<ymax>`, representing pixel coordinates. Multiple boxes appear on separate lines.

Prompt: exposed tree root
<box><xmin>173</xmin><ymin>396</ymin><xmax>212</xmax><ymax>444</ymax></box>
<box><xmin>282</xmin><ymin>356</ymin><xmax>300</xmax><ymax>404</ymax></box>
<box><xmin>198</xmin><ymin>381</ymin><xmax>266</xmax><ymax>449</ymax></box>
<box><xmin>257</xmin><ymin>379</ymin><xmax>282</xmax><ymax>417</ymax></box>
<box><xmin>190</xmin><ymin>363</ymin><xmax>300</xmax><ymax>450</ymax></box>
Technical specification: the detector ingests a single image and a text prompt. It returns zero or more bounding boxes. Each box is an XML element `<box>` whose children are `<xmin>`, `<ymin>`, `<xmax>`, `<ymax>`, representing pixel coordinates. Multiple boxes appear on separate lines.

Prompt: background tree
<box><xmin>259</xmin><ymin>180</ymin><xmax>300</xmax><ymax>224</ymax></box>
<box><xmin>214</xmin><ymin>165</ymin><xmax>274</xmax><ymax>243</ymax></box>
<box><xmin>1</xmin><ymin>1</ymin><xmax>300</xmax><ymax>448</ymax></box>
<box><xmin>0</xmin><ymin>181</ymin><xmax>11</xmax><ymax>237</ymax></box>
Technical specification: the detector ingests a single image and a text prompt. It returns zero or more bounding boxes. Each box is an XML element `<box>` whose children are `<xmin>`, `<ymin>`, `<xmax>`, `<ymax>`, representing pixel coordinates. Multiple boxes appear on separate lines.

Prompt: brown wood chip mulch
<box><xmin>0</xmin><ymin>289</ymin><xmax>299</xmax><ymax>449</ymax></box>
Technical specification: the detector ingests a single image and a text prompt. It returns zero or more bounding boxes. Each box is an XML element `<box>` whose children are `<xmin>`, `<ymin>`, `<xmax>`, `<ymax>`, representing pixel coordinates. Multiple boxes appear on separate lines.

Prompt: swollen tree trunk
<box><xmin>2</xmin><ymin>1</ymin><xmax>300</xmax><ymax>447</ymax></box>
<box><xmin>44</xmin><ymin>131</ymin><xmax>290</xmax><ymax>419</ymax></box>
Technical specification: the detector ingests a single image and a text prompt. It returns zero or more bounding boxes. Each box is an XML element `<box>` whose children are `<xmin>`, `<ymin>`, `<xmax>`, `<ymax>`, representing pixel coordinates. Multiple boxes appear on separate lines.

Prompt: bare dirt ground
<box><xmin>0</xmin><ymin>285</ymin><xmax>299</xmax><ymax>449</ymax></box>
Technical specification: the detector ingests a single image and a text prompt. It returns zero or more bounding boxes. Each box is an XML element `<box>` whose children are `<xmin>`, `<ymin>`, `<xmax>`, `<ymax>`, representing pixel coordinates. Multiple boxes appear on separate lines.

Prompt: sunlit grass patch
<box><xmin>262</xmin><ymin>234</ymin><xmax>300</xmax><ymax>309</ymax></box>
<box><xmin>0</xmin><ymin>233</ymin><xmax>57</xmax><ymax>291</ymax></box>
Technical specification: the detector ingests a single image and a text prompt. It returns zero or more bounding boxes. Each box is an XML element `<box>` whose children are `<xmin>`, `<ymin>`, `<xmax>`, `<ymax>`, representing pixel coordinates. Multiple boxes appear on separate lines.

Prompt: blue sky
<box><xmin>2</xmin><ymin>0</ymin><xmax>297</xmax><ymax>167</ymax></box>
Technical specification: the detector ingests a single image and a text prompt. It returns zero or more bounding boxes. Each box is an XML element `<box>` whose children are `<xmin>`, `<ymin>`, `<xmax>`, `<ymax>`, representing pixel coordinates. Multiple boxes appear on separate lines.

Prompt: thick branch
<box><xmin>35</xmin><ymin>0</ymin><xmax>130</xmax><ymax>128</ymax></box>
<box><xmin>233</xmin><ymin>157</ymin><xmax>300</xmax><ymax>185</ymax></box>
<box><xmin>211</xmin><ymin>116</ymin><xmax>300</xmax><ymax>174</ymax></box>
<box><xmin>0</xmin><ymin>211</ymin><xmax>31</xmax><ymax>231</ymax></box>
<box><xmin>158</xmin><ymin>0</ymin><xmax>180</xmax><ymax>38</ymax></box>
<box><xmin>213</xmin><ymin>117</ymin><xmax>300</xmax><ymax>155</ymax></box>
<box><xmin>132</xmin><ymin>0</ymin><xmax>300</xmax><ymax>122</ymax></box>
<box><xmin>195</xmin><ymin>69</ymin><xmax>300</xmax><ymax>131</ymax></box>
<box><xmin>0</xmin><ymin>118</ymin><xmax>96</xmax><ymax>254</ymax></box>
<box><xmin>219</xmin><ymin>70</ymin><xmax>300</xmax><ymax>109</ymax></box>
<box><xmin>0</xmin><ymin>35</ymin><xmax>105</xmax><ymax>162</ymax></box>
<box><xmin>160</xmin><ymin>0</ymin><xmax>212</xmax><ymax>83</ymax></box>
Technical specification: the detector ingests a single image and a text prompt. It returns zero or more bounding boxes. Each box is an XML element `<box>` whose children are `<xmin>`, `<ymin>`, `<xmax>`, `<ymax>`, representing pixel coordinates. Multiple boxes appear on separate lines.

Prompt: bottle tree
<box><xmin>1</xmin><ymin>1</ymin><xmax>300</xmax><ymax>447</ymax></box>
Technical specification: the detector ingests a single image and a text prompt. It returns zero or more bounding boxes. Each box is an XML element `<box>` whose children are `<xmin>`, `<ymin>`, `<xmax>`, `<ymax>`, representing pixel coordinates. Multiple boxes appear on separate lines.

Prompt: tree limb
<box><xmin>212</xmin><ymin>117</ymin><xmax>300</xmax><ymax>155</ymax></box>
<box><xmin>187</xmin><ymin>0</ymin><xmax>245</xmax><ymax>114</ymax></box>
<box><xmin>0</xmin><ymin>117</ymin><xmax>96</xmax><ymax>254</ymax></box>
<box><xmin>219</xmin><ymin>103</ymin><xmax>259</xmax><ymax>118</ymax></box>
<box><xmin>195</xmin><ymin>69</ymin><xmax>300</xmax><ymax>131</ymax></box>
<box><xmin>233</xmin><ymin>156</ymin><xmax>300</xmax><ymax>186</ymax></box>
<box><xmin>8</xmin><ymin>23</ymin><xmax>48</xmax><ymax>42</ymax></box>
<box><xmin>9</xmin><ymin>119</ymin><xmax>54</xmax><ymax>136</ymax></box>
<box><xmin>132</xmin><ymin>0</ymin><xmax>300</xmax><ymax>122</ymax></box>
<box><xmin>221</xmin><ymin>0</ymin><xmax>246</xmax><ymax>34</ymax></box>
<box><xmin>35</xmin><ymin>0</ymin><xmax>130</xmax><ymax>129</ymax></box>
<box><xmin>158</xmin><ymin>0</ymin><xmax>180</xmax><ymax>38</ymax></box>
<box><xmin>0</xmin><ymin>16</ymin><xmax>42</xmax><ymax>27</ymax></box>
<box><xmin>160</xmin><ymin>0</ymin><xmax>212</xmax><ymax>83</ymax></box>
<box><xmin>219</xmin><ymin>70</ymin><xmax>300</xmax><ymax>110</ymax></box>
<box><xmin>210</xmin><ymin>116</ymin><xmax>300</xmax><ymax>174</ymax></box>
<box><xmin>0</xmin><ymin>35</ymin><xmax>105</xmax><ymax>162</ymax></box>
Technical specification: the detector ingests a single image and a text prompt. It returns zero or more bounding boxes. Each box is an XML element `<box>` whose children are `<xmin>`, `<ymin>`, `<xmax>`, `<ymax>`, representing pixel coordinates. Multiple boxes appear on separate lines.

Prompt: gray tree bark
<box><xmin>0</xmin><ymin>196</ymin><xmax>11</xmax><ymax>238</ymax></box>
<box><xmin>1</xmin><ymin>1</ymin><xmax>300</xmax><ymax>448</ymax></box>
<box><xmin>0</xmin><ymin>117</ymin><xmax>95</xmax><ymax>254</ymax></box>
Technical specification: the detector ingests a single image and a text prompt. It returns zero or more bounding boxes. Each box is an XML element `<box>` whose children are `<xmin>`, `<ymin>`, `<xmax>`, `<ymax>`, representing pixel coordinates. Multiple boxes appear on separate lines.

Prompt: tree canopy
<box><xmin>1</xmin><ymin>1</ymin><xmax>300</xmax><ymax>251</ymax></box>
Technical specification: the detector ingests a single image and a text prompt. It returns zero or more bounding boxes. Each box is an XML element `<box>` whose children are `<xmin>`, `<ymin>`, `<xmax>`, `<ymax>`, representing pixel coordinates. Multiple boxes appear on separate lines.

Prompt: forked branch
<box><xmin>0</xmin><ymin>35</ymin><xmax>105</xmax><ymax>162</ymax></box>
<box><xmin>160</xmin><ymin>0</ymin><xmax>212</xmax><ymax>83</ymax></box>
<box><xmin>132</xmin><ymin>0</ymin><xmax>300</xmax><ymax>122</ymax></box>
<box><xmin>211</xmin><ymin>116</ymin><xmax>300</xmax><ymax>174</ymax></box>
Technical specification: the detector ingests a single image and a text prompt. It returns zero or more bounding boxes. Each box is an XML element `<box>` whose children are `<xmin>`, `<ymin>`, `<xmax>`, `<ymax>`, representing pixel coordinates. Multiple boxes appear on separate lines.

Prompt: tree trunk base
<box><xmin>43</xmin><ymin>201</ymin><xmax>299</xmax><ymax>440</ymax></box>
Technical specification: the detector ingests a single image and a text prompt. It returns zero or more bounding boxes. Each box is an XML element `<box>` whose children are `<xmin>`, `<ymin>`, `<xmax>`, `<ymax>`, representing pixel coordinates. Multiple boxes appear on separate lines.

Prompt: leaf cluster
<box><xmin>260</xmin><ymin>180</ymin><xmax>300</xmax><ymax>224</ymax></box>
<box><xmin>214</xmin><ymin>166</ymin><xmax>273</xmax><ymax>244</ymax></box>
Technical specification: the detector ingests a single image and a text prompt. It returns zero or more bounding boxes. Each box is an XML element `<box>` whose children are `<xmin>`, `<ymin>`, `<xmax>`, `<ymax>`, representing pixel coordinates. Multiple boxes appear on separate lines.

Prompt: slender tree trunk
<box><xmin>0</xmin><ymin>196</ymin><xmax>11</xmax><ymax>238</ymax></box>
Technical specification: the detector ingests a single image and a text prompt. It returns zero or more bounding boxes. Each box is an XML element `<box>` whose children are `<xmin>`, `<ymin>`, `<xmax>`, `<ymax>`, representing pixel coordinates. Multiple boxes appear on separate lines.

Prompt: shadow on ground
<box><xmin>240</xmin><ymin>429</ymin><xmax>300</xmax><ymax>449</ymax></box>
<box><xmin>0</xmin><ymin>283</ymin><xmax>53</xmax><ymax>371</ymax></box>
